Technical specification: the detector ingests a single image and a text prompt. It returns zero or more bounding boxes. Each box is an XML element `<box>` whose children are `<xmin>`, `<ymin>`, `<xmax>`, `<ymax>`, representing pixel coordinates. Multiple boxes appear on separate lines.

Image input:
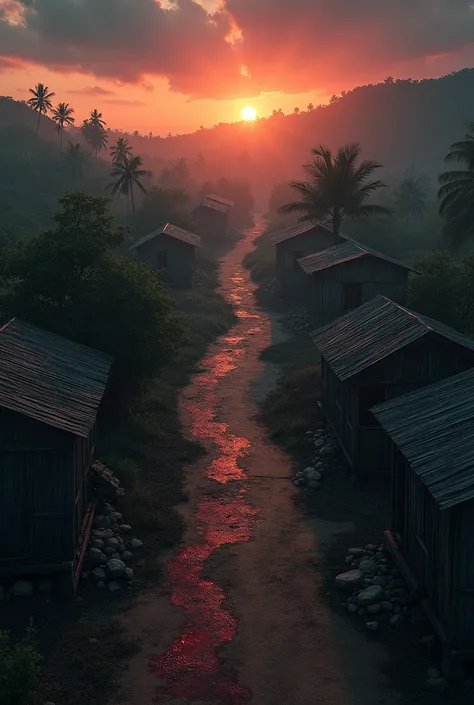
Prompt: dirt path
<box><xmin>115</xmin><ymin>224</ymin><xmax>401</xmax><ymax>705</ymax></box>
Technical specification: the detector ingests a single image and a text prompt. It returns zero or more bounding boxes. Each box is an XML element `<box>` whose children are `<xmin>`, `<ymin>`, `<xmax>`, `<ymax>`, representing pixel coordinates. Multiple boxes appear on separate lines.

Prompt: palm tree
<box><xmin>438</xmin><ymin>122</ymin><xmax>474</xmax><ymax>249</ymax></box>
<box><xmin>63</xmin><ymin>141</ymin><xmax>89</xmax><ymax>182</ymax></box>
<box><xmin>394</xmin><ymin>174</ymin><xmax>426</xmax><ymax>230</ymax></box>
<box><xmin>107</xmin><ymin>155</ymin><xmax>150</xmax><ymax>215</ymax></box>
<box><xmin>81</xmin><ymin>118</ymin><xmax>108</xmax><ymax>158</ymax></box>
<box><xmin>52</xmin><ymin>102</ymin><xmax>75</xmax><ymax>150</ymax></box>
<box><xmin>110</xmin><ymin>137</ymin><xmax>132</xmax><ymax>165</ymax></box>
<box><xmin>279</xmin><ymin>143</ymin><xmax>391</xmax><ymax>237</ymax></box>
<box><xmin>27</xmin><ymin>83</ymin><xmax>55</xmax><ymax>135</ymax></box>
<box><xmin>88</xmin><ymin>109</ymin><xmax>106</xmax><ymax>129</ymax></box>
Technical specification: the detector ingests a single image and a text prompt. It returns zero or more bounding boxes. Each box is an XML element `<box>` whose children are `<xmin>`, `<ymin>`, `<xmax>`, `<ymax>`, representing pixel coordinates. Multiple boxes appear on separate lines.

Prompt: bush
<box><xmin>100</xmin><ymin>455</ymin><xmax>140</xmax><ymax>491</ymax></box>
<box><xmin>0</xmin><ymin>623</ymin><xmax>42</xmax><ymax>705</ymax></box>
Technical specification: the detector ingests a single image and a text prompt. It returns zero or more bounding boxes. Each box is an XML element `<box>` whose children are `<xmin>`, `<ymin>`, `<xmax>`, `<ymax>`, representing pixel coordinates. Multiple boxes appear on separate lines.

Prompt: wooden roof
<box><xmin>271</xmin><ymin>222</ymin><xmax>346</xmax><ymax>246</ymax></box>
<box><xmin>298</xmin><ymin>240</ymin><xmax>417</xmax><ymax>275</ymax></box>
<box><xmin>206</xmin><ymin>194</ymin><xmax>235</xmax><ymax>208</ymax></box>
<box><xmin>311</xmin><ymin>295</ymin><xmax>474</xmax><ymax>381</ymax></box>
<box><xmin>129</xmin><ymin>222</ymin><xmax>201</xmax><ymax>250</ymax></box>
<box><xmin>0</xmin><ymin>318</ymin><xmax>113</xmax><ymax>437</ymax></box>
<box><xmin>372</xmin><ymin>368</ymin><xmax>474</xmax><ymax>510</ymax></box>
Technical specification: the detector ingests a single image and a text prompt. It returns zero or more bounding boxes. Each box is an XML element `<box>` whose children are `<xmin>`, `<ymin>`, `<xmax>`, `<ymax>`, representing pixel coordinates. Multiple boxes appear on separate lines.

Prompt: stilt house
<box><xmin>372</xmin><ymin>368</ymin><xmax>474</xmax><ymax>672</ymax></box>
<box><xmin>311</xmin><ymin>296</ymin><xmax>474</xmax><ymax>476</ymax></box>
<box><xmin>0</xmin><ymin>319</ymin><xmax>113</xmax><ymax>592</ymax></box>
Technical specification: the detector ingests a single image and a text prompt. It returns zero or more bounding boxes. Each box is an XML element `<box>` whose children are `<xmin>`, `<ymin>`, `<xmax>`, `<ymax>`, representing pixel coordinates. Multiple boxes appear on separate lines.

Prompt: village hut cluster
<box><xmin>0</xmin><ymin>194</ymin><xmax>235</xmax><ymax>598</ymax></box>
<box><xmin>273</xmin><ymin>221</ymin><xmax>474</xmax><ymax>681</ymax></box>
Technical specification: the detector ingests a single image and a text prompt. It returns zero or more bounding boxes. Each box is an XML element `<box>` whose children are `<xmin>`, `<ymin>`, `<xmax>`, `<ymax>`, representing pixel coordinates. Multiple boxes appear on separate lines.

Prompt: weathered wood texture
<box><xmin>276</xmin><ymin>230</ymin><xmax>343</xmax><ymax>298</ymax></box>
<box><xmin>192</xmin><ymin>205</ymin><xmax>228</xmax><ymax>242</ymax></box>
<box><xmin>134</xmin><ymin>233</ymin><xmax>196</xmax><ymax>289</ymax></box>
<box><xmin>308</xmin><ymin>256</ymin><xmax>410</xmax><ymax>328</ymax></box>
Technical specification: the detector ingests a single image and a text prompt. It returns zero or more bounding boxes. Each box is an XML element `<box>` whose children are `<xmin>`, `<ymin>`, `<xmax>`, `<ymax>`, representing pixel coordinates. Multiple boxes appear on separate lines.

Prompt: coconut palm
<box><xmin>88</xmin><ymin>109</ymin><xmax>106</xmax><ymax>129</ymax></box>
<box><xmin>27</xmin><ymin>83</ymin><xmax>55</xmax><ymax>135</ymax></box>
<box><xmin>52</xmin><ymin>102</ymin><xmax>75</xmax><ymax>150</ymax></box>
<box><xmin>279</xmin><ymin>143</ymin><xmax>391</xmax><ymax>236</ymax></box>
<box><xmin>63</xmin><ymin>141</ymin><xmax>89</xmax><ymax>182</ymax></box>
<box><xmin>107</xmin><ymin>155</ymin><xmax>150</xmax><ymax>215</ymax></box>
<box><xmin>394</xmin><ymin>173</ymin><xmax>427</xmax><ymax>230</ymax></box>
<box><xmin>81</xmin><ymin>118</ymin><xmax>108</xmax><ymax>158</ymax></box>
<box><xmin>110</xmin><ymin>137</ymin><xmax>132</xmax><ymax>165</ymax></box>
<box><xmin>438</xmin><ymin>122</ymin><xmax>474</xmax><ymax>249</ymax></box>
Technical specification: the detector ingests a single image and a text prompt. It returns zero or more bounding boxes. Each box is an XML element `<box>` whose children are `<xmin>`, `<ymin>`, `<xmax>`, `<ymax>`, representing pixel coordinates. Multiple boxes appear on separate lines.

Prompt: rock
<box><xmin>103</xmin><ymin>547</ymin><xmax>116</xmax><ymax>557</ymax></box>
<box><xmin>105</xmin><ymin>537</ymin><xmax>120</xmax><ymax>551</ymax></box>
<box><xmin>118</xmin><ymin>523</ymin><xmax>132</xmax><ymax>534</ymax></box>
<box><xmin>425</xmin><ymin>677</ymin><xmax>448</xmax><ymax>693</ymax></box>
<box><xmin>293</xmin><ymin>478</ymin><xmax>305</xmax><ymax>487</ymax></box>
<box><xmin>122</xmin><ymin>551</ymin><xmax>133</xmax><ymax>562</ymax></box>
<box><xmin>125</xmin><ymin>567</ymin><xmax>134</xmax><ymax>581</ymax></box>
<box><xmin>358</xmin><ymin>608</ymin><xmax>366</xmax><ymax>616</ymax></box>
<box><xmin>371</xmin><ymin>576</ymin><xmax>387</xmax><ymax>587</ymax></box>
<box><xmin>367</xmin><ymin>603</ymin><xmax>382</xmax><ymax>615</ymax></box>
<box><xmin>88</xmin><ymin>547</ymin><xmax>107</xmax><ymax>564</ymax></box>
<box><xmin>305</xmin><ymin>431</ymin><xmax>314</xmax><ymax>437</ymax></box>
<box><xmin>392</xmin><ymin>588</ymin><xmax>408</xmax><ymax>599</ymax></box>
<box><xmin>320</xmin><ymin>446</ymin><xmax>336</xmax><ymax>458</ymax></box>
<box><xmin>347</xmin><ymin>603</ymin><xmax>359</xmax><ymax>614</ymax></box>
<box><xmin>92</xmin><ymin>567</ymin><xmax>107</xmax><ymax>582</ymax></box>
<box><xmin>314</xmin><ymin>439</ymin><xmax>324</xmax><ymax>449</ymax></box>
<box><xmin>111</xmin><ymin>511</ymin><xmax>123</xmax><ymax>522</ymax></box>
<box><xmin>90</xmin><ymin>538</ymin><xmax>104</xmax><ymax>549</ymax></box>
<box><xmin>365</xmin><ymin>544</ymin><xmax>377</xmax><ymax>552</ymax></box>
<box><xmin>348</xmin><ymin>548</ymin><xmax>365</xmax><ymax>557</ymax></box>
<box><xmin>93</xmin><ymin>514</ymin><xmax>111</xmax><ymax>529</ymax></box>
<box><xmin>381</xmin><ymin>601</ymin><xmax>394</xmax><ymax>613</ymax></box>
<box><xmin>419</xmin><ymin>635</ymin><xmax>436</xmax><ymax>650</ymax></box>
<box><xmin>304</xmin><ymin>468</ymin><xmax>321</xmax><ymax>481</ymax></box>
<box><xmin>308</xmin><ymin>480</ymin><xmax>320</xmax><ymax>489</ymax></box>
<box><xmin>390</xmin><ymin>614</ymin><xmax>404</xmax><ymax>627</ymax></box>
<box><xmin>118</xmin><ymin>544</ymin><xmax>126</xmax><ymax>554</ymax></box>
<box><xmin>106</xmin><ymin>558</ymin><xmax>126</xmax><ymax>579</ymax></box>
<box><xmin>108</xmin><ymin>581</ymin><xmax>122</xmax><ymax>593</ymax></box>
<box><xmin>357</xmin><ymin>585</ymin><xmax>385</xmax><ymax>606</ymax></box>
<box><xmin>365</xmin><ymin>621</ymin><xmax>379</xmax><ymax>631</ymax></box>
<box><xmin>359</xmin><ymin>559</ymin><xmax>378</xmax><ymax>576</ymax></box>
<box><xmin>96</xmin><ymin>581</ymin><xmax>106</xmax><ymax>589</ymax></box>
<box><xmin>335</xmin><ymin>570</ymin><xmax>363</xmax><ymax>590</ymax></box>
<box><xmin>129</xmin><ymin>538</ymin><xmax>143</xmax><ymax>549</ymax></box>
<box><xmin>393</xmin><ymin>605</ymin><xmax>403</xmax><ymax>615</ymax></box>
<box><xmin>11</xmin><ymin>580</ymin><xmax>34</xmax><ymax>597</ymax></box>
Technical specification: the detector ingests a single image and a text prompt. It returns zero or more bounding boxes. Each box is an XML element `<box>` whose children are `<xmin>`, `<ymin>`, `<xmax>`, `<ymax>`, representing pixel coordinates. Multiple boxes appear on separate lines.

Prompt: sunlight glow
<box><xmin>241</xmin><ymin>106</ymin><xmax>257</xmax><ymax>121</ymax></box>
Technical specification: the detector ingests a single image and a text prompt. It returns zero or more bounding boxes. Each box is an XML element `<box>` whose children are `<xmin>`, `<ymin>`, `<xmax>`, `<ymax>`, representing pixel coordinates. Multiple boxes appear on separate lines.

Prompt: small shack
<box><xmin>311</xmin><ymin>295</ymin><xmax>474</xmax><ymax>476</ymax></box>
<box><xmin>191</xmin><ymin>194</ymin><xmax>231</xmax><ymax>242</ymax></box>
<box><xmin>372</xmin><ymin>368</ymin><xmax>474</xmax><ymax>673</ymax></box>
<box><xmin>129</xmin><ymin>222</ymin><xmax>201</xmax><ymax>289</ymax></box>
<box><xmin>272</xmin><ymin>222</ymin><xmax>348</xmax><ymax>298</ymax></box>
<box><xmin>299</xmin><ymin>240</ymin><xmax>416</xmax><ymax>328</ymax></box>
<box><xmin>0</xmin><ymin>318</ymin><xmax>113</xmax><ymax>592</ymax></box>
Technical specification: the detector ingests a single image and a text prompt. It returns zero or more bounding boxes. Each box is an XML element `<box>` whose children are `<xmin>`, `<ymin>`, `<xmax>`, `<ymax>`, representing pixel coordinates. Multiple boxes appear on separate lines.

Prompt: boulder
<box><xmin>381</xmin><ymin>601</ymin><xmax>394</xmax><ymax>613</ymax></box>
<box><xmin>357</xmin><ymin>585</ymin><xmax>385</xmax><ymax>606</ymax></box>
<box><xmin>367</xmin><ymin>603</ymin><xmax>382</xmax><ymax>615</ymax></box>
<box><xmin>88</xmin><ymin>547</ymin><xmax>107</xmax><ymax>564</ymax></box>
<box><xmin>335</xmin><ymin>569</ymin><xmax>363</xmax><ymax>590</ymax></box>
<box><xmin>90</xmin><ymin>538</ymin><xmax>105</xmax><ymax>549</ymax></box>
<box><xmin>347</xmin><ymin>603</ymin><xmax>359</xmax><ymax>614</ymax></box>
<box><xmin>371</xmin><ymin>576</ymin><xmax>387</xmax><ymax>587</ymax></box>
<box><xmin>118</xmin><ymin>523</ymin><xmax>132</xmax><ymax>534</ymax></box>
<box><xmin>106</xmin><ymin>558</ymin><xmax>126</xmax><ymax>580</ymax></box>
<box><xmin>125</xmin><ymin>567</ymin><xmax>134</xmax><ymax>581</ymax></box>
<box><xmin>359</xmin><ymin>559</ymin><xmax>378</xmax><ymax>576</ymax></box>
<box><xmin>348</xmin><ymin>548</ymin><xmax>365</xmax><ymax>557</ymax></box>
<box><xmin>365</xmin><ymin>621</ymin><xmax>379</xmax><ymax>631</ymax></box>
<box><xmin>11</xmin><ymin>580</ymin><xmax>34</xmax><ymax>598</ymax></box>
<box><xmin>320</xmin><ymin>446</ymin><xmax>336</xmax><ymax>458</ymax></box>
<box><xmin>108</xmin><ymin>581</ymin><xmax>122</xmax><ymax>592</ymax></box>
<box><xmin>103</xmin><ymin>547</ymin><xmax>116</xmax><ymax>557</ymax></box>
<box><xmin>390</xmin><ymin>614</ymin><xmax>404</xmax><ymax>628</ymax></box>
<box><xmin>122</xmin><ymin>551</ymin><xmax>133</xmax><ymax>562</ymax></box>
<box><xmin>92</xmin><ymin>567</ymin><xmax>107</xmax><ymax>582</ymax></box>
<box><xmin>105</xmin><ymin>537</ymin><xmax>120</xmax><ymax>551</ymax></box>
<box><xmin>308</xmin><ymin>480</ymin><xmax>320</xmax><ymax>489</ymax></box>
<box><xmin>96</xmin><ymin>581</ymin><xmax>106</xmax><ymax>589</ymax></box>
<box><xmin>304</xmin><ymin>468</ymin><xmax>321</xmax><ymax>481</ymax></box>
<box><xmin>129</xmin><ymin>538</ymin><xmax>143</xmax><ymax>549</ymax></box>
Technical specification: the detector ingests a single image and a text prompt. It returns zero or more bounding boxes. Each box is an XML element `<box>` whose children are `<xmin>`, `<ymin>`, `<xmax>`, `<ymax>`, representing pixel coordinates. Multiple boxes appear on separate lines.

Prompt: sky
<box><xmin>1</xmin><ymin>0</ymin><xmax>474</xmax><ymax>135</ymax></box>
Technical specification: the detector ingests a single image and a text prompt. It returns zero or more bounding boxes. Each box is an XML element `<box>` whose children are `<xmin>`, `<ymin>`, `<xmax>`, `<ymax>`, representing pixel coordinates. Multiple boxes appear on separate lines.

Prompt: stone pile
<box><xmin>286</xmin><ymin>308</ymin><xmax>311</xmax><ymax>333</ymax></box>
<box><xmin>335</xmin><ymin>543</ymin><xmax>423</xmax><ymax>631</ymax></box>
<box><xmin>292</xmin><ymin>425</ymin><xmax>345</xmax><ymax>491</ymax></box>
<box><xmin>81</xmin><ymin>499</ymin><xmax>144</xmax><ymax>593</ymax></box>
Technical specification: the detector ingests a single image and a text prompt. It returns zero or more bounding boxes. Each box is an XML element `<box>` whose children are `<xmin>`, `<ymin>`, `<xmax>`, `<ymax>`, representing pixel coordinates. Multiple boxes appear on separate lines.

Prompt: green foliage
<box><xmin>394</xmin><ymin>171</ymin><xmax>427</xmax><ymax>229</ymax></box>
<box><xmin>408</xmin><ymin>250</ymin><xmax>474</xmax><ymax>332</ymax></box>
<box><xmin>279</xmin><ymin>143</ymin><xmax>391</xmax><ymax>235</ymax></box>
<box><xmin>267</xmin><ymin>181</ymin><xmax>296</xmax><ymax>216</ymax></box>
<box><xmin>132</xmin><ymin>186</ymin><xmax>193</xmax><ymax>236</ymax></box>
<box><xmin>242</xmin><ymin>226</ymin><xmax>275</xmax><ymax>284</ymax></box>
<box><xmin>196</xmin><ymin>177</ymin><xmax>255</xmax><ymax>228</ymax></box>
<box><xmin>0</xmin><ymin>623</ymin><xmax>42</xmax><ymax>705</ymax></box>
<box><xmin>100</xmin><ymin>454</ymin><xmax>140</xmax><ymax>490</ymax></box>
<box><xmin>1</xmin><ymin>191</ymin><xmax>182</xmax><ymax>400</ymax></box>
<box><xmin>438</xmin><ymin>121</ymin><xmax>474</xmax><ymax>250</ymax></box>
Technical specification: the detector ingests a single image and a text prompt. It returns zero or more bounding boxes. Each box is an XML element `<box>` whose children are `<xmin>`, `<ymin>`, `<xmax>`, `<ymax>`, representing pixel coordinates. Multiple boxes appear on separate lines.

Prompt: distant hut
<box><xmin>272</xmin><ymin>222</ymin><xmax>348</xmax><ymax>298</ymax></box>
<box><xmin>299</xmin><ymin>240</ymin><xmax>416</xmax><ymax>327</ymax></box>
<box><xmin>191</xmin><ymin>194</ymin><xmax>233</xmax><ymax>241</ymax></box>
<box><xmin>129</xmin><ymin>222</ymin><xmax>201</xmax><ymax>289</ymax></box>
<box><xmin>372</xmin><ymin>368</ymin><xmax>474</xmax><ymax>675</ymax></box>
<box><xmin>0</xmin><ymin>319</ymin><xmax>113</xmax><ymax>593</ymax></box>
<box><xmin>311</xmin><ymin>296</ymin><xmax>474</xmax><ymax>476</ymax></box>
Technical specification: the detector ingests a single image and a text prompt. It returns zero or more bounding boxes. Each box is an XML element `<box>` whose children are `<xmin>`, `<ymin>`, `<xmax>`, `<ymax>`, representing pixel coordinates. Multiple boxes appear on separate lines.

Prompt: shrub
<box><xmin>0</xmin><ymin>623</ymin><xmax>42</xmax><ymax>705</ymax></box>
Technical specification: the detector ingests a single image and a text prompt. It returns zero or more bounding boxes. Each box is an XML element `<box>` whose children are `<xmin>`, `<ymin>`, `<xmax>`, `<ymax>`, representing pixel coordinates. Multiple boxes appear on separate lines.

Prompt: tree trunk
<box><xmin>36</xmin><ymin>110</ymin><xmax>41</xmax><ymax>135</ymax></box>
<box><xmin>332</xmin><ymin>211</ymin><xmax>341</xmax><ymax>241</ymax></box>
<box><xmin>60</xmin><ymin>126</ymin><xmax>63</xmax><ymax>151</ymax></box>
<box><xmin>131</xmin><ymin>184</ymin><xmax>135</xmax><ymax>216</ymax></box>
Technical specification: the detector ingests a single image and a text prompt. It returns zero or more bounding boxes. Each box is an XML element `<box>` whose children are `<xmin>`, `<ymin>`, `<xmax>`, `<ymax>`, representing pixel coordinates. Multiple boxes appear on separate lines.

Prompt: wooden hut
<box><xmin>311</xmin><ymin>295</ymin><xmax>474</xmax><ymax>476</ymax></box>
<box><xmin>372</xmin><ymin>368</ymin><xmax>474</xmax><ymax>674</ymax></box>
<box><xmin>299</xmin><ymin>240</ymin><xmax>416</xmax><ymax>327</ymax></box>
<box><xmin>272</xmin><ymin>222</ymin><xmax>348</xmax><ymax>298</ymax></box>
<box><xmin>191</xmin><ymin>194</ymin><xmax>232</xmax><ymax>241</ymax></box>
<box><xmin>129</xmin><ymin>222</ymin><xmax>201</xmax><ymax>289</ymax></box>
<box><xmin>0</xmin><ymin>318</ymin><xmax>113</xmax><ymax>592</ymax></box>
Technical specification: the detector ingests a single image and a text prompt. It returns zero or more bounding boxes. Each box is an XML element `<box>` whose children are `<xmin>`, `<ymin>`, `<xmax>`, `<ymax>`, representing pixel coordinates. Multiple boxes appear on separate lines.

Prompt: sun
<box><xmin>242</xmin><ymin>106</ymin><xmax>257</xmax><ymax>121</ymax></box>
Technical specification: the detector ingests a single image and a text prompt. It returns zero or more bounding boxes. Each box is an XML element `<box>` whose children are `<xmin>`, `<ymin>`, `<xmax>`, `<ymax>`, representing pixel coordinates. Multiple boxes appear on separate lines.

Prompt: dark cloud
<box><xmin>0</xmin><ymin>0</ymin><xmax>473</xmax><ymax>99</ymax></box>
<box><xmin>70</xmin><ymin>85</ymin><xmax>116</xmax><ymax>96</ymax></box>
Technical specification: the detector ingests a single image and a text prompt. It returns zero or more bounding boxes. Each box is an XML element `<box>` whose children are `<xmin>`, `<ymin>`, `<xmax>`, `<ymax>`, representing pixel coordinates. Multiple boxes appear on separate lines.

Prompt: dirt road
<box><xmin>116</xmin><ymin>224</ymin><xmax>401</xmax><ymax>705</ymax></box>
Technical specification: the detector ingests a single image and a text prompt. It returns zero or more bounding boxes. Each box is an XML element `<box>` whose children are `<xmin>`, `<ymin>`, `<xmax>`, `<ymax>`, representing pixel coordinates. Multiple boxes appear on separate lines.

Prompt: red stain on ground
<box><xmin>149</xmin><ymin>261</ymin><xmax>262</xmax><ymax>703</ymax></box>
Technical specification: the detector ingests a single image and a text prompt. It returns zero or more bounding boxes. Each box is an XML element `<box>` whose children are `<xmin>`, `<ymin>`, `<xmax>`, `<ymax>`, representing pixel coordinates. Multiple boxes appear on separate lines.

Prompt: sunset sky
<box><xmin>1</xmin><ymin>0</ymin><xmax>474</xmax><ymax>135</ymax></box>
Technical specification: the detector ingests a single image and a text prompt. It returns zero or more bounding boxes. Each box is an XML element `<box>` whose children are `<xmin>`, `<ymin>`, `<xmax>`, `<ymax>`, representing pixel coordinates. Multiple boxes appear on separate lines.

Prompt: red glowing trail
<box><xmin>149</xmin><ymin>269</ymin><xmax>262</xmax><ymax>703</ymax></box>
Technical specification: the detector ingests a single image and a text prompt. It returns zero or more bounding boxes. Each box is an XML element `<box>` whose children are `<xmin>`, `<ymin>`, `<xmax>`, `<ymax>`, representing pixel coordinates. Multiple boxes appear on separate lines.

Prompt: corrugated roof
<box><xmin>206</xmin><ymin>193</ymin><xmax>235</xmax><ymax>208</ymax></box>
<box><xmin>271</xmin><ymin>222</ymin><xmax>345</xmax><ymax>246</ymax></box>
<box><xmin>298</xmin><ymin>240</ymin><xmax>417</xmax><ymax>274</ymax></box>
<box><xmin>372</xmin><ymin>368</ymin><xmax>474</xmax><ymax>510</ymax></box>
<box><xmin>129</xmin><ymin>222</ymin><xmax>201</xmax><ymax>251</ymax></box>
<box><xmin>311</xmin><ymin>295</ymin><xmax>474</xmax><ymax>381</ymax></box>
<box><xmin>0</xmin><ymin>319</ymin><xmax>113</xmax><ymax>437</ymax></box>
